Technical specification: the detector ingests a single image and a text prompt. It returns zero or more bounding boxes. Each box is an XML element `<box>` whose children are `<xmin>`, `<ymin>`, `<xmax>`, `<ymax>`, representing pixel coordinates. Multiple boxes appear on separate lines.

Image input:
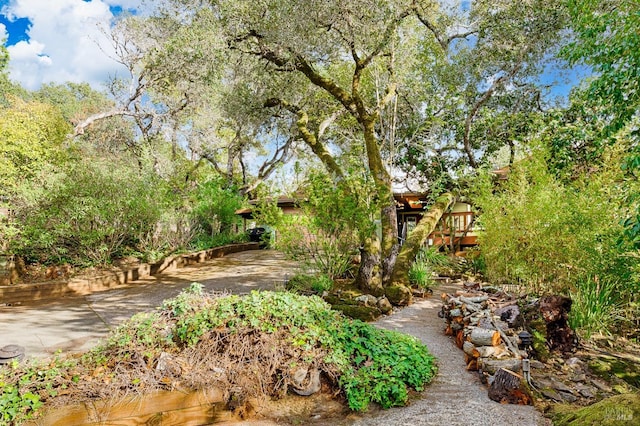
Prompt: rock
<box><xmin>385</xmin><ymin>285</ymin><xmax>413</xmax><ymax>306</ymax></box>
<box><xmin>541</xmin><ymin>388</ymin><xmax>563</xmax><ymax>401</ymax></box>
<box><xmin>291</xmin><ymin>367</ymin><xmax>321</xmax><ymax>396</ymax></box>
<box><xmin>354</xmin><ymin>294</ymin><xmax>378</xmax><ymax>306</ymax></box>
<box><xmin>532</xmin><ymin>377</ymin><xmax>553</xmax><ymax>389</ymax></box>
<box><xmin>550</xmin><ymin>378</ymin><xmax>573</xmax><ymax>393</ymax></box>
<box><xmin>570</xmin><ymin>373</ymin><xmax>587</xmax><ymax>382</ymax></box>
<box><xmin>530</xmin><ymin>360</ymin><xmax>546</xmax><ymax>370</ymax></box>
<box><xmin>565</xmin><ymin>357</ymin><xmax>583</xmax><ymax>369</ymax></box>
<box><xmin>292</xmin><ymin>367</ymin><xmax>309</xmax><ymax>387</ymax></box>
<box><xmin>559</xmin><ymin>391</ymin><xmax>578</xmax><ymax>403</ymax></box>
<box><xmin>377</xmin><ymin>297</ymin><xmax>393</xmax><ymax>315</ymax></box>
<box><xmin>575</xmin><ymin>384</ymin><xmax>595</xmax><ymax>398</ymax></box>
<box><xmin>591</xmin><ymin>378</ymin><xmax>613</xmax><ymax>393</ymax></box>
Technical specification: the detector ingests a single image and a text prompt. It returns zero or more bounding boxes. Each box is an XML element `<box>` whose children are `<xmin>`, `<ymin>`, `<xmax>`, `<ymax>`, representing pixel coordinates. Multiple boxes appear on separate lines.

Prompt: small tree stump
<box><xmin>488</xmin><ymin>368</ymin><xmax>532</xmax><ymax>405</ymax></box>
<box><xmin>539</xmin><ymin>295</ymin><xmax>577</xmax><ymax>353</ymax></box>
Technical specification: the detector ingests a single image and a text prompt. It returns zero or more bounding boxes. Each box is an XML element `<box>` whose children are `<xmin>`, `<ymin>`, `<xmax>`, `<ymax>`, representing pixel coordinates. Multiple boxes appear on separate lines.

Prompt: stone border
<box><xmin>0</xmin><ymin>243</ymin><xmax>260</xmax><ymax>305</ymax></box>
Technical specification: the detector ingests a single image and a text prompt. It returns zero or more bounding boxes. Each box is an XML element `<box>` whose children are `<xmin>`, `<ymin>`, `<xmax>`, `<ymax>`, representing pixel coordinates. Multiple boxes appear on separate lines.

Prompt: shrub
<box><xmin>408</xmin><ymin>247</ymin><xmax>453</xmax><ymax>289</ymax></box>
<box><xmin>408</xmin><ymin>259</ymin><xmax>432</xmax><ymax>289</ymax></box>
<box><xmin>0</xmin><ymin>288</ymin><xmax>437</xmax><ymax>423</ymax></box>
<box><xmin>157</xmin><ymin>288</ymin><xmax>437</xmax><ymax>411</ymax></box>
<box><xmin>286</xmin><ymin>273</ymin><xmax>334</xmax><ymax>294</ymax></box>
<box><xmin>12</xmin><ymin>159</ymin><xmax>169</xmax><ymax>266</ymax></box>
<box><xmin>256</xmin><ymin>171</ymin><xmax>378</xmax><ymax>280</ymax></box>
<box><xmin>473</xmin><ymin>142</ymin><xmax>639</xmax><ymax>336</ymax></box>
<box><xmin>275</xmin><ymin>214</ymin><xmax>356</xmax><ymax>279</ymax></box>
<box><xmin>190</xmin><ymin>178</ymin><xmax>244</xmax><ymax>239</ymax></box>
<box><xmin>569</xmin><ymin>276</ymin><xmax>623</xmax><ymax>338</ymax></box>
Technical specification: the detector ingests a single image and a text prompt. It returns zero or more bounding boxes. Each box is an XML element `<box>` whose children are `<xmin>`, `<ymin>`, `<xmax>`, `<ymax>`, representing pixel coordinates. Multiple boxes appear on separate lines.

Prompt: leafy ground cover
<box><xmin>0</xmin><ymin>284</ymin><xmax>436</xmax><ymax>425</ymax></box>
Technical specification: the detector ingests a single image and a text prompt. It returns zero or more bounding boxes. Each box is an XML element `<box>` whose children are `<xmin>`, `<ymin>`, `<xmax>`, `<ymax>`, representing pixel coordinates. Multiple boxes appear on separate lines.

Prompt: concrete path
<box><xmin>0</xmin><ymin>250</ymin><xmax>299</xmax><ymax>359</ymax></box>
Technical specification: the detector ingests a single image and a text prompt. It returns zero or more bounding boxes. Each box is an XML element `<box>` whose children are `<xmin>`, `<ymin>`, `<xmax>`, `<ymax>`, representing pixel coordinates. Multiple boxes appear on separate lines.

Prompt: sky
<box><xmin>0</xmin><ymin>0</ymin><xmax>142</xmax><ymax>90</ymax></box>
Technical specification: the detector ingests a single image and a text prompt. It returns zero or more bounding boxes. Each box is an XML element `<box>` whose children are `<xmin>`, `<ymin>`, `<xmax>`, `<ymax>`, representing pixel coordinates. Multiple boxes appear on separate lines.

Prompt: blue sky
<box><xmin>0</xmin><ymin>0</ymin><xmax>140</xmax><ymax>90</ymax></box>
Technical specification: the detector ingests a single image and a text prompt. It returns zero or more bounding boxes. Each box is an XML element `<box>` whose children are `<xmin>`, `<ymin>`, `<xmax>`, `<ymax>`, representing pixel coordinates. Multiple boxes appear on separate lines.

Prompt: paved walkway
<box><xmin>0</xmin><ymin>250</ymin><xmax>298</xmax><ymax>359</ymax></box>
<box><xmin>0</xmin><ymin>251</ymin><xmax>547</xmax><ymax>426</ymax></box>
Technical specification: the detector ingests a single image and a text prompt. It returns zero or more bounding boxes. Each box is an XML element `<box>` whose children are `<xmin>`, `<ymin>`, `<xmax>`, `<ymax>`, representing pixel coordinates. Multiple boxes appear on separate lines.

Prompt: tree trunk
<box><xmin>381</xmin><ymin>201</ymin><xmax>400</xmax><ymax>284</ymax></box>
<box><xmin>387</xmin><ymin>193</ymin><xmax>454</xmax><ymax>304</ymax></box>
<box><xmin>355</xmin><ymin>236</ymin><xmax>384</xmax><ymax>296</ymax></box>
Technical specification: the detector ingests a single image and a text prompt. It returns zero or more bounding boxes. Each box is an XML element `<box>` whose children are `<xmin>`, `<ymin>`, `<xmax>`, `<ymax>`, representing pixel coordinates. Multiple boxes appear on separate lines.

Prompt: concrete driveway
<box><xmin>0</xmin><ymin>250</ymin><xmax>300</xmax><ymax>360</ymax></box>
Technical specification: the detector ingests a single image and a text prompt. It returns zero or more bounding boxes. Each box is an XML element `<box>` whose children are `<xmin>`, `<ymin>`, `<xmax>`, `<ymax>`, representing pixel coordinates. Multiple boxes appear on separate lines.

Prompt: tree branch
<box><xmin>463</xmin><ymin>63</ymin><xmax>523</xmax><ymax>168</ymax></box>
<box><xmin>264</xmin><ymin>98</ymin><xmax>345</xmax><ymax>180</ymax></box>
<box><xmin>414</xmin><ymin>5</ymin><xmax>477</xmax><ymax>51</ymax></box>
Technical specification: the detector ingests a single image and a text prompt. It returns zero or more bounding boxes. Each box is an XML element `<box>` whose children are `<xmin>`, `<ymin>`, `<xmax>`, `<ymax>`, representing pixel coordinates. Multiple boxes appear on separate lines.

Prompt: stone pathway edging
<box><xmin>0</xmin><ymin>243</ymin><xmax>260</xmax><ymax>305</ymax></box>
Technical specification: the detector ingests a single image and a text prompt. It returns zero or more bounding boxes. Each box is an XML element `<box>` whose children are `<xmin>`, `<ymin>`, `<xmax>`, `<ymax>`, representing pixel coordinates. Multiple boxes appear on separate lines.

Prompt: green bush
<box><xmin>569</xmin><ymin>276</ymin><xmax>623</xmax><ymax>337</ymax></box>
<box><xmin>190</xmin><ymin>178</ymin><xmax>244</xmax><ymax>240</ymax></box>
<box><xmin>0</xmin><ymin>356</ymin><xmax>76</xmax><ymax>425</ymax></box>
<box><xmin>12</xmin><ymin>159</ymin><xmax>169</xmax><ymax>266</ymax></box>
<box><xmin>473</xmin><ymin>142</ymin><xmax>639</xmax><ymax>336</ymax></box>
<box><xmin>408</xmin><ymin>247</ymin><xmax>452</xmax><ymax>289</ymax></box>
<box><xmin>0</xmin><ymin>287</ymin><xmax>436</xmax><ymax>423</ymax></box>
<box><xmin>257</xmin><ymin>171</ymin><xmax>378</xmax><ymax>280</ymax></box>
<box><xmin>408</xmin><ymin>259</ymin><xmax>432</xmax><ymax>289</ymax></box>
<box><xmin>188</xmin><ymin>231</ymin><xmax>247</xmax><ymax>251</ymax></box>
<box><xmin>159</xmin><ymin>287</ymin><xmax>436</xmax><ymax>410</ymax></box>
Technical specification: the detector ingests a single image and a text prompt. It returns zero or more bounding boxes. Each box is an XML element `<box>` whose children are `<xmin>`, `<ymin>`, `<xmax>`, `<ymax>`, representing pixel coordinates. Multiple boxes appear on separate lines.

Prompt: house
<box><xmin>236</xmin><ymin>193</ymin><xmax>478</xmax><ymax>249</ymax></box>
<box><xmin>394</xmin><ymin>193</ymin><xmax>477</xmax><ymax>249</ymax></box>
<box><xmin>235</xmin><ymin>196</ymin><xmax>302</xmax><ymax>231</ymax></box>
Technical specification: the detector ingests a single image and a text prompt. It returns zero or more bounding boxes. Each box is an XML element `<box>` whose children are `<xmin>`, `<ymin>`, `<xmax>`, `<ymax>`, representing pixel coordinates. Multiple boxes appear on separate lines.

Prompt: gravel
<box><xmin>346</xmin><ymin>283</ymin><xmax>550</xmax><ymax>426</ymax></box>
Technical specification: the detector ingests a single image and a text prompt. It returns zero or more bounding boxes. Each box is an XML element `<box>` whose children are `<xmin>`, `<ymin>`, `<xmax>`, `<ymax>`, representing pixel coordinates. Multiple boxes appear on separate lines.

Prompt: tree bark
<box><xmin>355</xmin><ymin>236</ymin><xmax>384</xmax><ymax>296</ymax></box>
<box><xmin>387</xmin><ymin>193</ymin><xmax>454</xmax><ymax>301</ymax></box>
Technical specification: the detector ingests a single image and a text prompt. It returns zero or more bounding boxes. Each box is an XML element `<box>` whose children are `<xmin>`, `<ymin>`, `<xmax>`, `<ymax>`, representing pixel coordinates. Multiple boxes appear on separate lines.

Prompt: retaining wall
<box><xmin>0</xmin><ymin>243</ymin><xmax>260</xmax><ymax>305</ymax></box>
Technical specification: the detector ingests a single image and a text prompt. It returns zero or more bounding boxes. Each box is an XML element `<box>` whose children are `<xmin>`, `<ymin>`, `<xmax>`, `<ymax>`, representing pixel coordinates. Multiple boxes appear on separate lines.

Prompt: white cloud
<box><xmin>4</xmin><ymin>0</ymin><xmax>143</xmax><ymax>90</ymax></box>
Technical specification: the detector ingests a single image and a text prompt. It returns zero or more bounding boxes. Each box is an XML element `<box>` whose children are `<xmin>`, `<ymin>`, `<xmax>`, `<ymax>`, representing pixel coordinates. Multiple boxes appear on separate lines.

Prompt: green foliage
<box><xmin>12</xmin><ymin>158</ymin><xmax>168</xmax><ymax>266</ymax></box>
<box><xmin>473</xmin><ymin>142</ymin><xmax>639</xmax><ymax>335</ymax></box>
<box><xmin>408</xmin><ymin>247</ymin><xmax>452</xmax><ymax>289</ymax></box>
<box><xmin>157</xmin><ymin>287</ymin><xmax>436</xmax><ymax>410</ymax></box>
<box><xmin>408</xmin><ymin>258</ymin><xmax>432</xmax><ymax>289</ymax></box>
<box><xmin>564</xmin><ymin>1</ymin><xmax>640</xmax><ymax>252</ymax></box>
<box><xmin>330</xmin><ymin>321</ymin><xmax>436</xmax><ymax>410</ymax></box>
<box><xmin>190</xmin><ymin>178</ymin><xmax>243</xmax><ymax>238</ymax></box>
<box><xmin>275</xmin><ymin>214</ymin><xmax>355</xmax><ymax>279</ymax></box>
<box><xmin>0</xmin><ymin>382</ymin><xmax>41</xmax><ymax>425</ymax></box>
<box><xmin>188</xmin><ymin>231</ymin><xmax>248</xmax><ymax>251</ymax></box>
<box><xmin>0</xmin><ymin>356</ymin><xmax>77</xmax><ymax>425</ymax></box>
<box><xmin>0</xmin><ymin>287</ymin><xmax>437</xmax><ymax>422</ymax></box>
<box><xmin>0</xmin><ymin>97</ymin><xmax>70</xmax><ymax>198</ymax></box>
<box><xmin>286</xmin><ymin>273</ymin><xmax>334</xmax><ymax>294</ymax></box>
<box><xmin>265</xmin><ymin>171</ymin><xmax>377</xmax><ymax>279</ymax></box>
<box><xmin>564</xmin><ymin>0</ymin><xmax>640</xmax><ymax>138</ymax></box>
<box><xmin>34</xmin><ymin>82</ymin><xmax>113</xmax><ymax>124</ymax></box>
<box><xmin>569</xmin><ymin>276</ymin><xmax>622</xmax><ymax>338</ymax></box>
